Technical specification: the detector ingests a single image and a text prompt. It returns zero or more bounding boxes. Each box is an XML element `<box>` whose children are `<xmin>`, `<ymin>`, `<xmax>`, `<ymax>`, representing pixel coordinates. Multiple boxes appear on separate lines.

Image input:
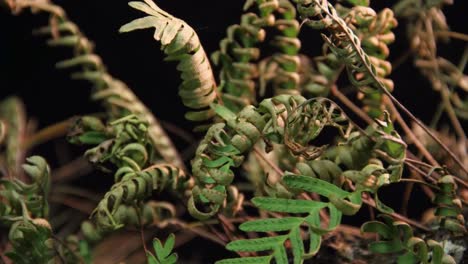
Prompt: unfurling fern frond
<box><xmin>293</xmin><ymin>0</ymin><xmax>396</xmax><ymax>118</ymax></box>
<box><xmin>6</xmin><ymin>218</ymin><xmax>55</xmax><ymax>264</ymax></box>
<box><xmin>432</xmin><ymin>175</ymin><xmax>466</xmax><ymax>235</ymax></box>
<box><xmin>362</xmin><ymin>215</ymin><xmax>456</xmax><ymax>264</ymax></box>
<box><xmin>8</xmin><ymin>0</ymin><xmax>184</xmax><ymax>169</ymax></box>
<box><xmin>91</xmin><ymin>164</ymin><xmax>187</xmax><ymax>233</ymax></box>
<box><xmin>189</xmin><ymin>94</ymin><xmax>404</xmax><ymax>220</ymax></box>
<box><xmin>211</xmin><ymin>0</ymin><xmax>278</xmax><ymax>112</ymax></box>
<box><xmin>120</xmin><ymin>0</ymin><xmax>218</xmax><ymax>125</ymax></box>
<box><xmin>0</xmin><ymin>156</ymin><xmax>51</xmax><ymax>220</ymax></box>
<box><xmin>147</xmin><ymin>233</ymin><xmax>178</xmax><ymax>264</ymax></box>
<box><xmin>68</xmin><ymin>114</ymin><xmax>191</xmax><ymax>238</ymax></box>
<box><xmin>266</xmin><ymin>0</ymin><xmax>301</xmax><ymax>95</ymax></box>
<box><xmin>345</xmin><ymin>7</ymin><xmax>397</xmax><ymax>118</ymax></box>
<box><xmin>0</xmin><ymin>156</ymin><xmax>56</xmax><ymax>263</ymax></box>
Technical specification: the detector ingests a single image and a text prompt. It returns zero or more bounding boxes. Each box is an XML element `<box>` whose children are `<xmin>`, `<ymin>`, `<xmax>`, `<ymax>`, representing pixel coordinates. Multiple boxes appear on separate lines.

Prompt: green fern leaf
<box><xmin>226</xmin><ymin>236</ymin><xmax>288</xmax><ymax>252</ymax></box>
<box><xmin>282</xmin><ymin>174</ymin><xmax>350</xmax><ymax>198</ymax></box>
<box><xmin>240</xmin><ymin>217</ymin><xmax>304</xmax><ymax>232</ymax></box>
<box><xmin>252</xmin><ymin>197</ymin><xmax>327</xmax><ymax>213</ymax></box>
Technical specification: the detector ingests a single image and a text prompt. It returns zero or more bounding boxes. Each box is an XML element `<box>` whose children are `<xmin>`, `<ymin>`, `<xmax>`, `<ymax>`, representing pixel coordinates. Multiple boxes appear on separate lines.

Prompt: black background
<box><xmin>0</xmin><ymin>0</ymin><xmax>467</xmax><ymax>262</ymax></box>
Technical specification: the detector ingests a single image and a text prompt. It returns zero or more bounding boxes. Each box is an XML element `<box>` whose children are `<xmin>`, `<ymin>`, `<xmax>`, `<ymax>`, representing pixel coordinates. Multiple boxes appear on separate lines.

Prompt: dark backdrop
<box><xmin>0</xmin><ymin>0</ymin><xmax>467</xmax><ymax>262</ymax></box>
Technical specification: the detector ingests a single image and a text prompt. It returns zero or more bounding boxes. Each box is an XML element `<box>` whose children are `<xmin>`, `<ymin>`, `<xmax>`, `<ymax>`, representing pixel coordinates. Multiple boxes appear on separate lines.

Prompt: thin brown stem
<box><xmin>435</xmin><ymin>31</ymin><xmax>468</xmax><ymax>42</ymax></box>
<box><xmin>24</xmin><ymin>118</ymin><xmax>73</xmax><ymax>149</ymax></box>
<box><xmin>331</xmin><ymin>85</ymin><xmax>374</xmax><ymax>125</ymax></box>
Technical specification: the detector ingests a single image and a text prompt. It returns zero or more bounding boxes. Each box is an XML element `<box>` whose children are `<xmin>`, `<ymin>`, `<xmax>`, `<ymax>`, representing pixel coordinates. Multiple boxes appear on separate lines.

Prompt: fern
<box><xmin>218</xmin><ymin>175</ymin><xmax>361</xmax><ymax>264</ymax></box>
<box><xmin>68</xmin><ymin>114</ymin><xmax>191</xmax><ymax>239</ymax></box>
<box><xmin>362</xmin><ymin>215</ymin><xmax>456</xmax><ymax>264</ymax></box>
<box><xmin>432</xmin><ymin>175</ymin><xmax>467</xmax><ymax>235</ymax></box>
<box><xmin>120</xmin><ymin>0</ymin><xmax>218</xmax><ymax>125</ymax></box>
<box><xmin>13</xmin><ymin>0</ymin><xmax>184</xmax><ymax>169</ymax></box>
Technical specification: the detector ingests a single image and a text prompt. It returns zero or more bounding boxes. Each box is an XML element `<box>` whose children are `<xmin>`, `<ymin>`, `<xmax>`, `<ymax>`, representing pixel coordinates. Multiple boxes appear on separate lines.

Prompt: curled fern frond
<box><xmin>433</xmin><ymin>175</ymin><xmax>467</xmax><ymax>235</ymax></box>
<box><xmin>265</xmin><ymin>0</ymin><xmax>302</xmax><ymax>95</ymax></box>
<box><xmin>345</xmin><ymin>7</ymin><xmax>397</xmax><ymax>117</ymax></box>
<box><xmin>0</xmin><ymin>156</ymin><xmax>51</xmax><ymax>220</ymax></box>
<box><xmin>120</xmin><ymin>0</ymin><xmax>218</xmax><ymax>125</ymax></box>
<box><xmin>189</xmin><ymin>94</ymin><xmax>396</xmax><ymax>219</ymax></box>
<box><xmin>294</xmin><ymin>0</ymin><xmax>396</xmax><ymax>118</ymax></box>
<box><xmin>91</xmin><ymin>164</ymin><xmax>187</xmax><ymax>232</ymax></box>
<box><xmin>68</xmin><ymin>114</ymin><xmax>191</xmax><ymax>237</ymax></box>
<box><xmin>362</xmin><ymin>215</ymin><xmax>456</xmax><ymax>264</ymax></box>
<box><xmin>211</xmin><ymin>0</ymin><xmax>278</xmax><ymax>112</ymax></box>
<box><xmin>6</xmin><ymin>217</ymin><xmax>55</xmax><ymax>264</ymax></box>
<box><xmin>8</xmin><ymin>0</ymin><xmax>184</xmax><ymax>169</ymax></box>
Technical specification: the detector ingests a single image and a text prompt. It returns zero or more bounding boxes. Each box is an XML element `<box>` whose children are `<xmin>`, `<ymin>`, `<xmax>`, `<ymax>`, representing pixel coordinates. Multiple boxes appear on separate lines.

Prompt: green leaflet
<box><xmin>240</xmin><ymin>217</ymin><xmax>304</xmax><ymax>232</ymax></box>
<box><xmin>252</xmin><ymin>197</ymin><xmax>327</xmax><ymax>213</ymax></box>
<box><xmin>147</xmin><ymin>233</ymin><xmax>178</xmax><ymax>264</ymax></box>
<box><xmin>226</xmin><ymin>235</ymin><xmax>289</xmax><ymax>252</ymax></box>
<box><xmin>282</xmin><ymin>174</ymin><xmax>350</xmax><ymax>198</ymax></box>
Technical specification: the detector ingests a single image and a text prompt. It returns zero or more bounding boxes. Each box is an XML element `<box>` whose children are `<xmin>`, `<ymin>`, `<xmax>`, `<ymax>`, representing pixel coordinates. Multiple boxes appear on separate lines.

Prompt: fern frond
<box><xmin>217</xmin><ymin>175</ymin><xmax>355</xmax><ymax>264</ymax></box>
<box><xmin>432</xmin><ymin>175</ymin><xmax>467</xmax><ymax>234</ymax></box>
<box><xmin>92</xmin><ymin>164</ymin><xmax>186</xmax><ymax>232</ymax></box>
<box><xmin>265</xmin><ymin>0</ymin><xmax>302</xmax><ymax>95</ymax></box>
<box><xmin>0</xmin><ymin>156</ymin><xmax>51</xmax><ymax>220</ymax></box>
<box><xmin>8</xmin><ymin>0</ymin><xmax>184</xmax><ymax>169</ymax></box>
<box><xmin>67</xmin><ymin>114</ymin><xmax>191</xmax><ymax>238</ymax></box>
<box><xmin>120</xmin><ymin>0</ymin><xmax>218</xmax><ymax>125</ymax></box>
<box><xmin>293</xmin><ymin>0</ymin><xmax>397</xmax><ymax>119</ymax></box>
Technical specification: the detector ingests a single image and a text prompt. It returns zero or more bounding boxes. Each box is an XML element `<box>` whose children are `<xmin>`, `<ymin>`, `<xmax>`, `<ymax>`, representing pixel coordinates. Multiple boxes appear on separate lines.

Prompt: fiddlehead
<box><xmin>345</xmin><ymin>6</ymin><xmax>397</xmax><ymax>118</ymax></box>
<box><xmin>293</xmin><ymin>0</ymin><xmax>396</xmax><ymax>118</ymax></box>
<box><xmin>0</xmin><ymin>156</ymin><xmax>57</xmax><ymax>263</ymax></box>
<box><xmin>119</xmin><ymin>0</ymin><xmax>218</xmax><ymax>125</ymax></box>
<box><xmin>69</xmin><ymin>114</ymin><xmax>191</xmax><ymax>240</ymax></box>
<box><xmin>7</xmin><ymin>0</ymin><xmax>184</xmax><ymax>169</ymax></box>
<box><xmin>91</xmin><ymin>164</ymin><xmax>187</xmax><ymax>233</ymax></box>
<box><xmin>432</xmin><ymin>175</ymin><xmax>466</xmax><ymax>235</ymax></box>
<box><xmin>189</xmin><ymin>94</ymin><xmax>404</xmax><ymax>220</ymax></box>
<box><xmin>0</xmin><ymin>156</ymin><xmax>51</xmax><ymax>220</ymax></box>
<box><xmin>265</xmin><ymin>0</ymin><xmax>302</xmax><ymax>95</ymax></box>
<box><xmin>211</xmin><ymin>0</ymin><xmax>278</xmax><ymax>112</ymax></box>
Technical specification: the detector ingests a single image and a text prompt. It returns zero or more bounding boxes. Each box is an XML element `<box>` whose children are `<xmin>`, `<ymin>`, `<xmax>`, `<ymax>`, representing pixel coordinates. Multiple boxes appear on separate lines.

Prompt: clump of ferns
<box><xmin>362</xmin><ymin>215</ymin><xmax>457</xmax><ymax>264</ymax></box>
<box><xmin>208</xmin><ymin>0</ymin><xmax>303</xmax><ymax>112</ymax></box>
<box><xmin>289</xmin><ymin>0</ymin><xmax>398</xmax><ymax>119</ymax></box>
<box><xmin>0</xmin><ymin>156</ymin><xmax>86</xmax><ymax>263</ymax></box>
<box><xmin>68</xmin><ymin>114</ymin><xmax>192</xmax><ymax>241</ymax></box>
<box><xmin>7</xmin><ymin>0</ymin><xmax>184</xmax><ymax>169</ymax></box>
<box><xmin>212</xmin><ymin>99</ymin><xmax>407</xmax><ymax>263</ymax></box>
